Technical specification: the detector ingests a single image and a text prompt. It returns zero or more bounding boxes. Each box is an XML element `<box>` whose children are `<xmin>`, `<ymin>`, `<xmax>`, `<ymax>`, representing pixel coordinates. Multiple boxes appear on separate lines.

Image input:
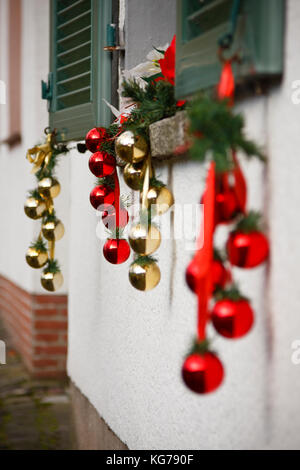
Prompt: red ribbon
<box><xmin>217</xmin><ymin>60</ymin><xmax>235</xmax><ymax>106</ymax></box>
<box><xmin>217</xmin><ymin>62</ymin><xmax>247</xmax><ymax>213</ymax></box>
<box><xmin>113</xmin><ymin>170</ymin><xmax>120</xmax><ymax>228</ymax></box>
<box><xmin>194</xmin><ymin>162</ymin><xmax>216</xmax><ymax>340</ymax></box>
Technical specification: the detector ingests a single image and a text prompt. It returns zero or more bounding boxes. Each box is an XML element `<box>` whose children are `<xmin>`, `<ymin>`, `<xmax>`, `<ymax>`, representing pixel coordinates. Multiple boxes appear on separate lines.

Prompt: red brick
<box><xmin>35</xmin><ymin>333</ymin><xmax>59</xmax><ymax>342</ymax></box>
<box><xmin>34</xmin><ymin>308</ymin><xmax>59</xmax><ymax>317</ymax></box>
<box><xmin>33</xmin><ymin>358</ymin><xmax>58</xmax><ymax>367</ymax></box>
<box><xmin>33</xmin><ymin>294</ymin><xmax>67</xmax><ymax>305</ymax></box>
<box><xmin>34</xmin><ymin>346</ymin><xmax>67</xmax><ymax>355</ymax></box>
<box><xmin>33</xmin><ymin>370</ymin><xmax>67</xmax><ymax>379</ymax></box>
<box><xmin>34</xmin><ymin>321</ymin><xmax>68</xmax><ymax>331</ymax></box>
<box><xmin>0</xmin><ymin>275</ymin><xmax>68</xmax><ymax>378</ymax></box>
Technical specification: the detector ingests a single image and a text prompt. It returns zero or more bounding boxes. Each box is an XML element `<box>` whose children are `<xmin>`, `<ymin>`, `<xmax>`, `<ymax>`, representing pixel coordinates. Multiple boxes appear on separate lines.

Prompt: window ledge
<box><xmin>149</xmin><ymin>111</ymin><xmax>189</xmax><ymax>161</ymax></box>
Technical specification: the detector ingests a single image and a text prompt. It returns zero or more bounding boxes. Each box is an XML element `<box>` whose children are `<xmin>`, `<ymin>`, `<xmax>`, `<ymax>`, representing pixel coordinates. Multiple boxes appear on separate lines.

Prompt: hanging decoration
<box><xmin>182</xmin><ymin>56</ymin><xmax>269</xmax><ymax>394</ymax></box>
<box><xmin>24</xmin><ymin>128</ymin><xmax>68</xmax><ymax>292</ymax></box>
<box><xmin>84</xmin><ymin>38</ymin><xmax>179</xmax><ymax>286</ymax></box>
<box><xmin>115</xmin><ymin>131</ymin><xmax>174</xmax><ymax>291</ymax></box>
<box><xmin>86</xmin><ymin>126</ymin><xmax>131</xmax><ymax>265</ymax></box>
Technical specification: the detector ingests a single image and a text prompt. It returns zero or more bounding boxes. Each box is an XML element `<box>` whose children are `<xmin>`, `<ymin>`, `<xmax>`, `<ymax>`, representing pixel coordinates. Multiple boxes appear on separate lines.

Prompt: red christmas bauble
<box><xmin>85</xmin><ymin>127</ymin><xmax>108</xmax><ymax>153</ymax></box>
<box><xmin>102</xmin><ymin>207</ymin><xmax>129</xmax><ymax>229</ymax></box>
<box><xmin>89</xmin><ymin>185</ymin><xmax>115</xmax><ymax>210</ymax></box>
<box><xmin>227</xmin><ymin>231</ymin><xmax>269</xmax><ymax>268</ymax></box>
<box><xmin>182</xmin><ymin>352</ymin><xmax>224</xmax><ymax>394</ymax></box>
<box><xmin>89</xmin><ymin>152</ymin><xmax>116</xmax><ymax>177</ymax></box>
<box><xmin>185</xmin><ymin>259</ymin><xmax>200</xmax><ymax>293</ymax></box>
<box><xmin>212</xmin><ymin>260</ymin><xmax>231</xmax><ymax>291</ymax></box>
<box><xmin>211</xmin><ymin>299</ymin><xmax>254</xmax><ymax>339</ymax></box>
<box><xmin>103</xmin><ymin>239</ymin><xmax>130</xmax><ymax>264</ymax></box>
<box><xmin>186</xmin><ymin>259</ymin><xmax>231</xmax><ymax>293</ymax></box>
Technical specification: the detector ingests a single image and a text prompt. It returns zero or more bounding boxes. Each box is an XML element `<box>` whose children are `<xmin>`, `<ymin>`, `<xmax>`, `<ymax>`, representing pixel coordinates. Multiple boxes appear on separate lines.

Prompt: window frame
<box><xmin>49</xmin><ymin>0</ymin><xmax>112</xmax><ymax>142</ymax></box>
<box><xmin>175</xmin><ymin>0</ymin><xmax>285</xmax><ymax>99</ymax></box>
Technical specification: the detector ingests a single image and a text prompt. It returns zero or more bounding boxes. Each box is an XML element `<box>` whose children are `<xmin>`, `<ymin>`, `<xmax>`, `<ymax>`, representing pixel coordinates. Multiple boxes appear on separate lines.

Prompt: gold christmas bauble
<box><xmin>24</xmin><ymin>197</ymin><xmax>46</xmax><ymax>220</ymax></box>
<box><xmin>26</xmin><ymin>247</ymin><xmax>48</xmax><ymax>269</ymax></box>
<box><xmin>115</xmin><ymin>130</ymin><xmax>148</xmax><ymax>164</ymax></box>
<box><xmin>129</xmin><ymin>261</ymin><xmax>161</xmax><ymax>291</ymax></box>
<box><xmin>38</xmin><ymin>177</ymin><xmax>61</xmax><ymax>199</ymax></box>
<box><xmin>144</xmin><ymin>186</ymin><xmax>174</xmax><ymax>215</ymax></box>
<box><xmin>129</xmin><ymin>224</ymin><xmax>161</xmax><ymax>255</ymax></box>
<box><xmin>41</xmin><ymin>271</ymin><xmax>64</xmax><ymax>292</ymax></box>
<box><xmin>123</xmin><ymin>162</ymin><xmax>145</xmax><ymax>190</ymax></box>
<box><xmin>42</xmin><ymin>220</ymin><xmax>65</xmax><ymax>241</ymax></box>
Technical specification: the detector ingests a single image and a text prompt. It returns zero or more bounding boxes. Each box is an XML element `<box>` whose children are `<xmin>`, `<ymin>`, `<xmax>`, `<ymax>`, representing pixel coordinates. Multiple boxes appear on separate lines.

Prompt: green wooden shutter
<box><xmin>49</xmin><ymin>0</ymin><xmax>112</xmax><ymax>141</ymax></box>
<box><xmin>176</xmin><ymin>0</ymin><xmax>285</xmax><ymax>99</ymax></box>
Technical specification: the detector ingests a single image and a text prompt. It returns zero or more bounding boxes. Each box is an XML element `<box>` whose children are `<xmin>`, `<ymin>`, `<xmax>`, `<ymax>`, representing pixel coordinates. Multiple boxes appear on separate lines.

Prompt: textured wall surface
<box><xmin>67</xmin><ymin>0</ymin><xmax>300</xmax><ymax>450</ymax></box>
<box><xmin>0</xmin><ymin>0</ymin><xmax>69</xmax><ymax>295</ymax></box>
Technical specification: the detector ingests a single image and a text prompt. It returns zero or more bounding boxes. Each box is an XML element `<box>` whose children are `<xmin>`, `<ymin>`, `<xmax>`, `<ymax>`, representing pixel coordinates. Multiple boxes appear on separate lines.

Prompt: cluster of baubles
<box><xmin>86</xmin><ymin>127</ymin><xmax>130</xmax><ymax>265</ymax></box>
<box><xmin>24</xmin><ymin>177</ymin><xmax>64</xmax><ymax>292</ymax></box>
<box><xmin>182</xmin><ymin>168</ymin><xmax>269</xmax><ymax>394</ymax></box>
<box><xmin>115</xmin><ymin>130</ymin><xmax>174</xmax><ymax>291</ymax></box>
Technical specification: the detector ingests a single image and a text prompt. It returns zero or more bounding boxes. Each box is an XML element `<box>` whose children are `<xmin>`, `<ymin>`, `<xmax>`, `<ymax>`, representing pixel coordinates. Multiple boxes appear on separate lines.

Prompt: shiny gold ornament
<box><xmin>41</xmin><ymin>271</ymin><xmax>64</xmax><ymax>292</ymax></box>
<box><xmin>144</xmin><ymin>186</ymin><xmax>174</xmax><ymax>215</ymax></box>
<box><xmin>24</xmin><ymin>197</ymin><xmax>46</xmax><ymax>220</ymax></box>
<box><xmin>129</xmin><ymin>261</ymin><xmax>161</xmax><ymax>291</ymax></box>
<box><xmin>42</xmin><ymin>220</ymin><xmax>65</xmax><ymax>241</ymax></box>
<box><xmin>123</xmin><ymin>162</ymin><xmax>145</xmax><ymax>190</ymax></box>
<box><xmin>115</xmin><ymin>130</ymin><xmax>148</xmax><ymax>164</ymax></box>
<box><xmin>129</xmin><ymin>224</ymin><xmax>161</xmax><ymax>255</ymax></box>
<box><xmin>38</xmin><ymin>177</ymin><xmax>61</xmax><ymax>199</ymax></box>
<box><xmin>26</xmin><ymin>247</ymin><xmax>48</xmax><ymax>269</ymax></box>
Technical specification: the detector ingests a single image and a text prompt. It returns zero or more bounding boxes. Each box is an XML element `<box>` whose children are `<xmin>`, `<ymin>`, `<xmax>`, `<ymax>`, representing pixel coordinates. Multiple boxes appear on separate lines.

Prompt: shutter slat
<box><xmin>57</xmin><ymin>0</ymin><xmax>85</xmax><ymax>15</ymax></box>
<box><xmin>57</xmin><ymin>85</ymin><xmax>90</xmax><ymax>99</ymax></box>
<box><xmin>57</xmin><ymin>25</ymin><xmax>91</xmax><ymax>44</ymax></box>
<box><xmin>54</xmin><ymin>0</ymin><xmax>92</xmax><ymax>111</ymax></box>
<box><xmin>57</xmin><ymin>70</ymin><xmax>90</xmax><ymax>86</ymax></box>
<box><xmin>57</xmin><ymin>40</ymin><xmax>91</xmax><ymax>57</ymax></box>
<box><xmin>57</xmin><ymin>10</ymin><xmax>91</xmax><ymax>30</ymax></box>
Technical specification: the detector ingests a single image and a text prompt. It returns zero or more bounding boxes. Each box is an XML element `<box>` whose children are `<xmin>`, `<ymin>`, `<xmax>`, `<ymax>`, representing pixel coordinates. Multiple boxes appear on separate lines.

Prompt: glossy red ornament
<box><xmin>85</xmin><ymin>127</ymin><xmax>108</xmax><ymax>153</ymax></box>
<box><xmin>182</xmin><ymin>352</ymin><xmax>224</xmax><ymax>394</ymax></box>
<box><xmin>89</xmin><ymin>185</ymin><xmax>114</xmax><ymax>210</ymax></box>
<box><xmin>227</xmin><ymin>231</ymin><xmax>269</xmax><ymax>268</ymax></box>
<box><xmin>103</xmin><ymin>239</ymin><xmax>130</xmax><ymax>264</ymax></box>
<box><xmin>212</xmin><ymin>260</ymin><xmax>231</xmax><ymax>291</ymax></box>
<box><xmin>213</xmin><ymin>171</ymin><xmax>246</xmax><ymax>225</ymax></box>
<box><xmin>211</xmin><ymin>299</ymin><xmax>254</xmax><ymax>339</ymax></box>
<box><xmin>185</xmin><ymin>259</ymin><xmax>200</xmax><ymax>293</ymax></box>
<box><xmin>89</xmin><ymin>152</ymin><xmax>116</xmax><ymax>177</ymax></box>
<box><xmin>102</xmin><ymin>207</ymin><xmax>129</xmax><ymax>229</ymax></box>
<box><xmin>185</xmin><ymin>258</ymin><xmax>231</xmax><ymax>293</ymax></box>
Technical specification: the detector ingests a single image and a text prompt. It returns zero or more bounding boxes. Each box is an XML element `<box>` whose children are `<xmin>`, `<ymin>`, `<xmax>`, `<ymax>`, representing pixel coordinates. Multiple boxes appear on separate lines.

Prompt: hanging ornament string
<box><xmin>195</xmin><ymin>162</ymin><xmax>216</xmax><ymax>341</ymax></box>
<box><xmin>182</xmin><ymin>28</ymin><xmax>269</xmax><ymax>395</ymax></box>
<box><xmin>86</xmin><ymin>126</ymin><xmax>131</xmax><ymax>265</ymax></box>
<box><xmin>24</xmin><ymin>128</ymin><xmax>68</xmax><ymax>292</ymax></box>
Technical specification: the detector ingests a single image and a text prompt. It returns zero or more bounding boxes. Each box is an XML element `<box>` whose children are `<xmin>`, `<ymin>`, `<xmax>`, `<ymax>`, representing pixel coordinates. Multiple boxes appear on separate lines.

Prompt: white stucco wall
<box><xmin>0</xmin><ymin>0</ymin><xmax>69</xmax><ymax>294</ymax></box>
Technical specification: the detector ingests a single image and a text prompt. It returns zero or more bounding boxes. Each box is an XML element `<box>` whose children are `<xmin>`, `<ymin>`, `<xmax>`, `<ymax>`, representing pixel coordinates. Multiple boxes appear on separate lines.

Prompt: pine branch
<box><xmin>188</xmin><ymin>95</ymin><xmax>266</xmax><ymax>171</ymax></box>
<box><xmin>30</xmin><ymin>239</ymin><xmax>48</xmax><ymax>253</ymax></box>
<box><xmin>234</xmin><ymin>210</ymin><xmax>263</xmax><ymax>233</ymax></box>
<box><xmin>214</xmin><ymin>284</ymin><xmax>249</xmax><ymax>302</ymax></box>
<box><xmin>44</xmin><ymin>259</ymin><xmax>61</xmax><ymax>274</ymax></box>
<box><xmin>131</xmin><ymin>255</ymin><xmax>158</xmax><ymax>266</ymax></box>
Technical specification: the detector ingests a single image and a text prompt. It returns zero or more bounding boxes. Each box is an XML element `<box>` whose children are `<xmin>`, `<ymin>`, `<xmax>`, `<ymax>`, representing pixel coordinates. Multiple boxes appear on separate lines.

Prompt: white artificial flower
<box><xmin>119</xmin><ymin>43</ymin><xmax>169</xmax><ymax>107</ymax></box>
<box><xmin>102</xmin><ymin>98</ymin><xmax>135</xmax><ymax>126</ymax></box>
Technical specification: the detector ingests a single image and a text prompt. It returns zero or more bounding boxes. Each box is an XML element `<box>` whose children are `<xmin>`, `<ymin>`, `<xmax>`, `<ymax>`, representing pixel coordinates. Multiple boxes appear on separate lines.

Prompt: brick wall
<box><xmin>0</xmin><ymin>275</ymin><xmax>67</xmax><ymax>378</ymax></box>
